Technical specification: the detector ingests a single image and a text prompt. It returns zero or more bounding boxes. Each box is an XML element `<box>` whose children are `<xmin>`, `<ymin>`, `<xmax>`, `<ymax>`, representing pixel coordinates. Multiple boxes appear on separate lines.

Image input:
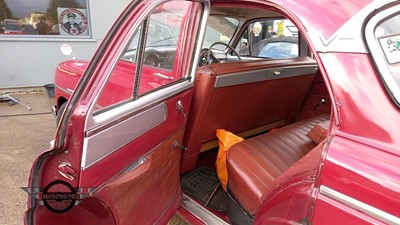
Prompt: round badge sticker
<box><xmin>42</xmin><ymin>180</ymin><xmax>77</xmax><ymax>213</ymax></box>
<box><xmin>60</xmin><ymin>9</ymin><xmax>87</xmax><ymax>35</ymax></box>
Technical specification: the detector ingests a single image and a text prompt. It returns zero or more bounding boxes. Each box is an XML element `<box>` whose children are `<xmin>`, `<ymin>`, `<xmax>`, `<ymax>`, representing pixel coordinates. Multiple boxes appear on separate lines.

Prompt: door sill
<box><xmin>179</xmin><ymin>194</ymin><xmax>229</xmax><ymax>225</ymax></box>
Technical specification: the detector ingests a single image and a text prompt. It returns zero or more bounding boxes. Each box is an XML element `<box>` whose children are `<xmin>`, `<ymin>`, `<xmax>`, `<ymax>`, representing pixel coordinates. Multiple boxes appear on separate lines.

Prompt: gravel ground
<box><xmin>0</xmin><ymin>89</ymin><xmax>56</xmax><ymax>225</ymax></box>
<box><xmin>0</xmin><ymin>88</ymin><xmax>188</xmax><ymax>225</ymax></box>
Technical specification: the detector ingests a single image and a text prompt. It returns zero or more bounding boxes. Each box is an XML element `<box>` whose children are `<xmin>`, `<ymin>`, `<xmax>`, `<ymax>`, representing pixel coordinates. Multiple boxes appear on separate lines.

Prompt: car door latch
<box><xmin>176</xmin><ymin>100</ymin><xmax>186</xmax><ymax>118</ymax></box>
<box><xmin>173</xmin><ymin>140</ymin><xmax>187</xmax><ymax>151</ymax></box>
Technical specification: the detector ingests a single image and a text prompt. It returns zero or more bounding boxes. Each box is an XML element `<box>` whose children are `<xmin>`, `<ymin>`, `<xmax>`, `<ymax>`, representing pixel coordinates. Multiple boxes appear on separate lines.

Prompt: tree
<box><xmin>46</xmin><ymin>0</ymin><xmax>81</xmax><ymax>24</ymax></box>
<box><xmin>0</xmin><ymin>0</ymin><xmax>13</xmax><ymax>21</ymax></box>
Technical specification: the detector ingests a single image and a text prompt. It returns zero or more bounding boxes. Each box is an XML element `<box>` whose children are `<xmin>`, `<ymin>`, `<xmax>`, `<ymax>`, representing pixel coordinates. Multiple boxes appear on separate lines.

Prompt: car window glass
<box><xmin>372</xmin><ymin>13</ymin><xmax>400</xmax><ymax>104</ymax></box>
<box><xmin>93</xmin><ymin>29</ymin><xmax>140</xmax><ymax>113</ymax></box>
<box><xmin>235</xmin><ymin>19</ymin><xmax>299</xmax><ymax>59</ymax></box>
<box><xmin>136</xmin><ymin>1</ymin><xmax>192</xmax><ymax>97</ymax></box>
<box><xmin>93</xmin><ymin>1</ymin><xmax>193</xmax><ymax>114</ymax></box>
<box><xmin>203</xmin><ymin>16</ymin><xmax>239</xmax><ymax>50</ymax></box>
<box><xmin>375</xmin><ymin>15</ymin><xmax>400</xmax><ymax>86</ymax></box>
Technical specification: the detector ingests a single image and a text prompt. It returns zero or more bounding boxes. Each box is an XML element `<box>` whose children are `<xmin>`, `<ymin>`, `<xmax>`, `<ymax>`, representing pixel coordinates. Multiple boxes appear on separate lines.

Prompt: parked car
<box><xmin>25</xmin><ymin>0</ymin><xmax>400</xmax><ymax>225</ymax></box>
<box><xmin>253</xmin><ymin>36</ymin><xmax>298</xmax><ymax>58</ymax></box>
<box><xmin>1</xmin><ymin>19</ymin><xmax>24</xmax><ymax>34</ymax></box>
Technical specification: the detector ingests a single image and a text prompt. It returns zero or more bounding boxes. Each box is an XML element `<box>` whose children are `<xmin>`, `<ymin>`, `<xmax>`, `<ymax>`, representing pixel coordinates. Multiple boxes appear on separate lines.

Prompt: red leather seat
<box><xmin>181</xmin><ymin>57</ymin><xmax>319</xmax><ymax>172</ymax></box>
<box><xmin>226</xmin><ymin>114</ymin><xmax>329</xmax><ymax>215</ymax></box>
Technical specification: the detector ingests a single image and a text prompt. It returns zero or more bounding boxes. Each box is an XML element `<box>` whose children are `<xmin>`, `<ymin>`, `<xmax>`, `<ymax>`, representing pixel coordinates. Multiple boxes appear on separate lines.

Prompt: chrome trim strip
<box><xmin>181</xmin><ymin>194</ymin><xmax>230</xmax><ymax>225</ymax></box>
<box><xmin>51</xmin><ymin>105</ymin><xmax>56</xmax><ymax>117</ymax></box>
<box><xmin>54</xmin><ymin>84</ymin><xmax>73</xmax><ymax>95</ymax></box>
<box><xmin>124</xmin><ymin>157</ymin><xmax>146</xmax><ymax>173</ymax></box>
<box><xmin>81</xmin><ymin>102</ymin><xmax>167</xmax><ymax>169</ymax></box>
<box><xmin>214</xmin><ymin>65</ymin><xmax>317</xmax><ymax>88</ymax></box>
<box><xmin>190</xmin><ymin>0</ymin><xmax>210</xmax><ymax>80</ymax></box>
<box><xmin>320</xmin><ymin>185</ymin><xmax>400</xmax><ymax>224</ymax></box>
<box><xmin>86</xmin><ymin>82</ymin><xmax>191</xmax><ymax>130</ymax></box>
<box><xmin>365</xmin><ymin>4</ymin><xmax>400</xmax><ymax>105</ymax></box>
<box><xmin>308</xmin><ymin>0</ymin><xmax>394</xmax><ymax>53</ymax></box>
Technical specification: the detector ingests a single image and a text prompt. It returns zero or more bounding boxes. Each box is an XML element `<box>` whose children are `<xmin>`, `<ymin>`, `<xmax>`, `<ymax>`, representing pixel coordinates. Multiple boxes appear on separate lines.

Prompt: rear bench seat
<box><xmin>181</xmin><ymin>57</ymin><xmax>319</xmax><ymax>172</ymax></box>
<box><xmin>226</xmin><ymin>114</ymin><xmax>329</xmax><ymax>215</ymax></box>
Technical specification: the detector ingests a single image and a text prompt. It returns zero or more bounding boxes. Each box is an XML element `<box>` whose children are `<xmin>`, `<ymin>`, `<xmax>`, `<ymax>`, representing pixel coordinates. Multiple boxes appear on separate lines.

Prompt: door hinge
<box><xmin>173</xmin><ymin>140</ymin><xmax>187</xmax><ymax>151</ymax></box>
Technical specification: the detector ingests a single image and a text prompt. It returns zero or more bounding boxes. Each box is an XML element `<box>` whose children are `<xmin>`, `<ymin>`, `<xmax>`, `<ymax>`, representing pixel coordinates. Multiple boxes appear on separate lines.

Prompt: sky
<box><xmin>4</xmin><ymin>0</ymin><xmax>86</xmax><ymax>18</ymax></box>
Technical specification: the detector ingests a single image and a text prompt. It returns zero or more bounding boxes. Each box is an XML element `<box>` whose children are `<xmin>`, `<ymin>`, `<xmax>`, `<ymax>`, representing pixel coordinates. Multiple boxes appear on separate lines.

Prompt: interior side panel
<box><xmin>93</xmin><ymin>129</ymin><xmax>184</xmax><ymax>225</ymax></box>
<box><xmin>80</xmin><ymin>90</ymin><xmax>193</xmax><ymax>187</ymax></box>
<box><xmin>297</xmin><ymin>71</ymin><xmax>331</xmax><ymax>120</ymax></box>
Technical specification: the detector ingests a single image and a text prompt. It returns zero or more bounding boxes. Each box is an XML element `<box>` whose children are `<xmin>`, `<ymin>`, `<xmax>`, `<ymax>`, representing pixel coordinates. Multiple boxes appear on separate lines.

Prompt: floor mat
<box><xmin>181</xmin><ymin>167</ymin><xmax>227</xmax><ymax>212</ymax></box>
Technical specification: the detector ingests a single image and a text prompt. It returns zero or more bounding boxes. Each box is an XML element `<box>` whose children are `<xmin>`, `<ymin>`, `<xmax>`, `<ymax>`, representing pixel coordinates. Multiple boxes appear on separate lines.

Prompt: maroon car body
<box><xmin>26</xmin><ymin>0</ymin><xmax>400</xmax><ymax>225</ymax></box>
<box><xmin>54</xmin><ymin>59</ymin><xmax>175</xmax><ymax>119</ymax></box>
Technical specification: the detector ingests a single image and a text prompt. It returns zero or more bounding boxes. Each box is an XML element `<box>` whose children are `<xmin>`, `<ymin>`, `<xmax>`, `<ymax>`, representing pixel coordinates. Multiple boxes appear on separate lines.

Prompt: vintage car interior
<box><xmin>175</xmin><ymin>6</ymin><xmax>332</xmax><ymax>225</ymax></box>
<box><xmin>178</xmin><ymin>59</ymin><xmax>331</xmax><ymax>224</ymax></box>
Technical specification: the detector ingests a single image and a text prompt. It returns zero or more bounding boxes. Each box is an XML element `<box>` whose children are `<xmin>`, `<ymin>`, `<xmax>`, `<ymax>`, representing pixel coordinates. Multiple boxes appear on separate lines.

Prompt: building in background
<box><xmin>0</xmin><ymin>0</ymin><xmax>130</xmax><ymax>88</ymax></box>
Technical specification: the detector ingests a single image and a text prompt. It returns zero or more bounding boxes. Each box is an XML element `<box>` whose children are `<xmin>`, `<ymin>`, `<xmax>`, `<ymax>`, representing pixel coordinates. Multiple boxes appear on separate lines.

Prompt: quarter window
<box><xmin>374</xmin><ymin>16</ymin><xmax>400</xmax><ymax>85</ymax></box>
<box><xmin>203</xmin><ymin>16</ymin><xmax>239</xmax><ymax>49</ymax></box>
<box><xmin>235</xmin><ymin>19</ymin><xmax>299</xmax><ymax>59</ymax></box>
<box><xmin>367</xmin><ymin>7</ymin><xmax>400</xmax><ymax>105</ymax></box>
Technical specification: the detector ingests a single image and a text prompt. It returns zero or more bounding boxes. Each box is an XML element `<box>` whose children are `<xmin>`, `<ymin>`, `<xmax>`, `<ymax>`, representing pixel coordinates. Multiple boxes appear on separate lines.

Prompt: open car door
<box><xmin>25</xmin><ymin>1</ymin><xmax>208</xmax><ymax>224</ymax></box>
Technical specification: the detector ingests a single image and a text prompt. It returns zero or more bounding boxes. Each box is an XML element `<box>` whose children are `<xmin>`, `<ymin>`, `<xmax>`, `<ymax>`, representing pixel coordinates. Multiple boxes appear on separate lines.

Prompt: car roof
<box><xmin>211</xmin><ymin>0</ymin><xmax>374</xmax><ymax>39</ymax></box>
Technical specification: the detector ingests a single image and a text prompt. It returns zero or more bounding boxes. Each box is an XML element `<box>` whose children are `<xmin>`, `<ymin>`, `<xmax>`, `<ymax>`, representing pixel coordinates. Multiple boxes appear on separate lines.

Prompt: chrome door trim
<box><xmin>189</xmin><ymin>0</ymin><xmax>210</xmax><ymax>80</ymax></box>
<box><xmin>54</xmin><ymin>84</ymin><xmax>73</xmax><ymax>95</ymax></box>
<box><xmin>81</xmin><ymin>102</ymin><xmax>167</xmax><ymax>169</ymax></box>
<box><xmin>90</xmin><ymin>156</ymin><xmax>148</xmax><ymax>194</ymax></box>
<box><xmin>320</xmin><ymin>185</ymin><xmax>400</xmax><ymax>224</ymax></box>
<box><xmin>214</xmin><ymin>65</ymin><xmax>317</xmax><ymax>88</ymax></box>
